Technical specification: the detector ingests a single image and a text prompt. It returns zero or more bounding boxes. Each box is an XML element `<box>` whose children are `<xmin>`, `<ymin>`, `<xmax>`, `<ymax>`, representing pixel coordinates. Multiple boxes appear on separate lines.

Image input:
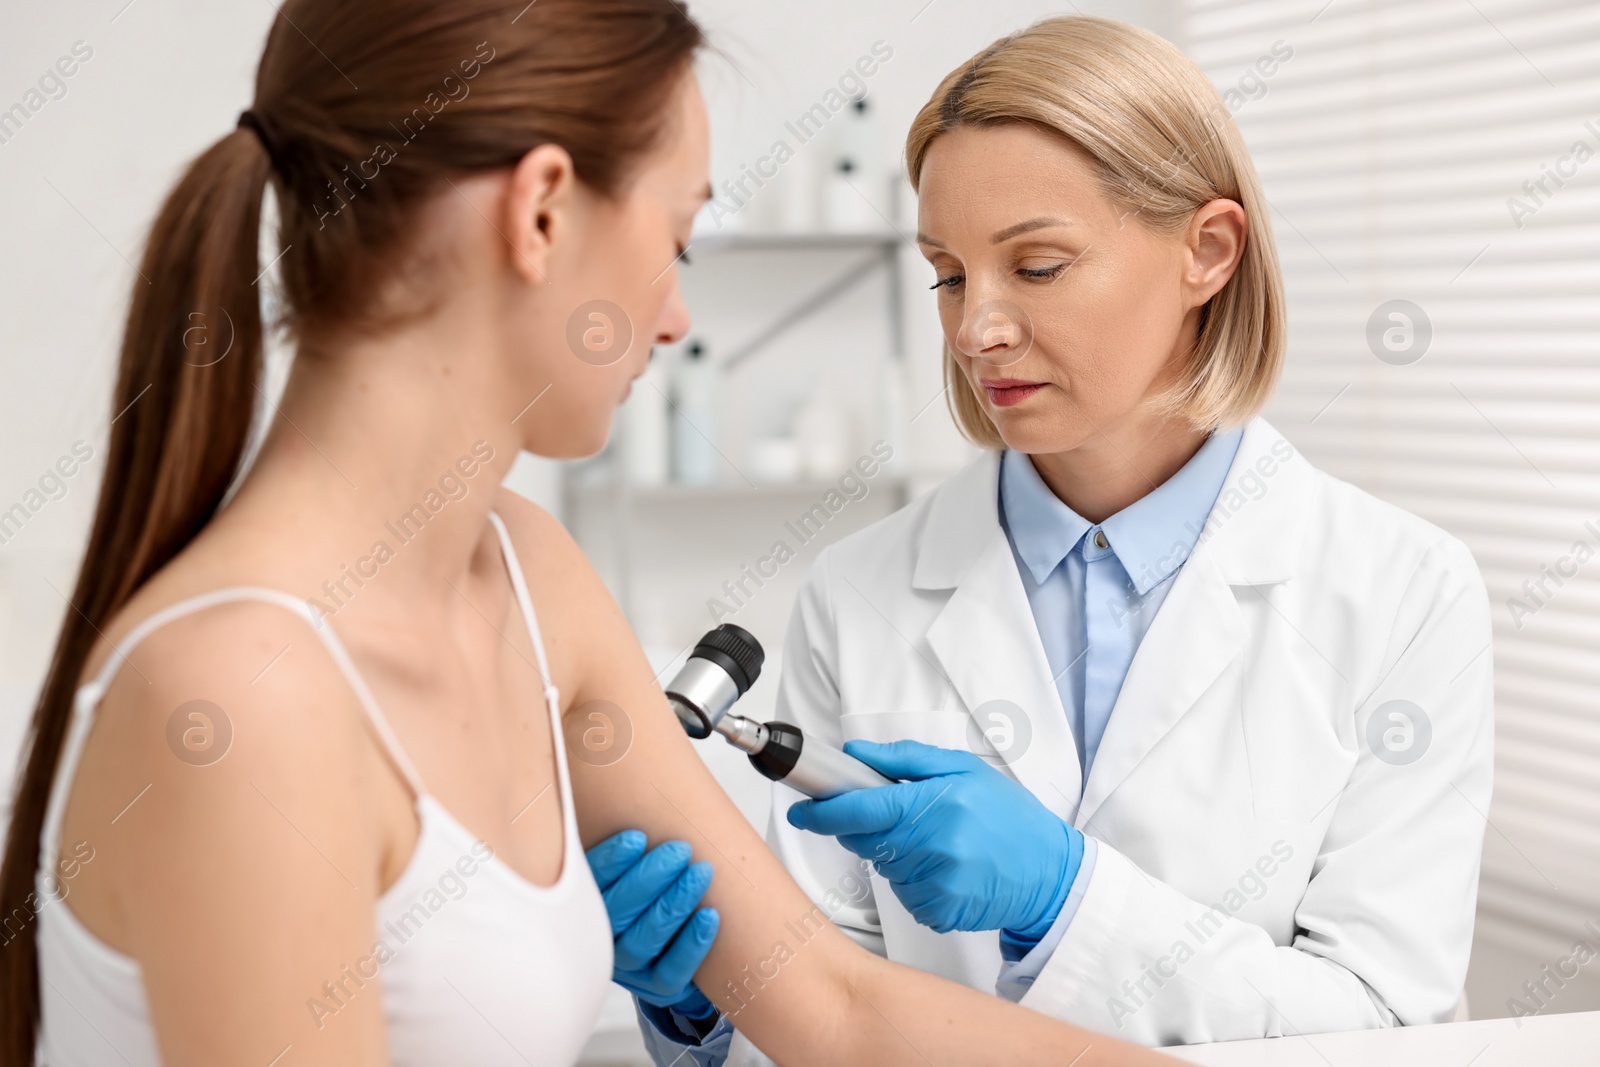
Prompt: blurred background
<box><xmin>0</xmin><ymin>1</ymin><xmax>1596</xmax><ymax>1062</ymax></box>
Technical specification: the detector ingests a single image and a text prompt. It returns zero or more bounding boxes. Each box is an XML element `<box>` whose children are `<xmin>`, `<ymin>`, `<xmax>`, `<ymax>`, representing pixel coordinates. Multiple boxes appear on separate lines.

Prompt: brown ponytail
<box><xmin>0</xmin><ymin>1</ymin><xmax>702</xmax><ymax>1058</ymax></box>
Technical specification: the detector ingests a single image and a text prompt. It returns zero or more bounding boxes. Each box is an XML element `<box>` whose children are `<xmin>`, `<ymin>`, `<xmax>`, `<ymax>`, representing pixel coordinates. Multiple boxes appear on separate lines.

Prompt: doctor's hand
<box><xmin>786</xmin><ymin>739</ymin><xmax>1084</xmax><ymax>942</ymax></box>
<box><xmin>585</xmin><ymin>830</ymin><xmax>720</xmax><ymax>1018</ymax></box>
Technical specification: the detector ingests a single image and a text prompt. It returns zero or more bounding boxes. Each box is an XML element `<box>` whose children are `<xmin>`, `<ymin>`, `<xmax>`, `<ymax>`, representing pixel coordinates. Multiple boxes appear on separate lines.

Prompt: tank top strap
<box><xmin>484</xmin><ymin>509</ymin><xmax>584</xmax><ymax>855</ymax></box>
<box><xmin>41</xmin><ymin>587</ymin><xmax>430</xmax><ymax>876</ymax></box>
<box><xmin>485</xmin><ymin>511</ymin><xmax>562</xmax><ymax>723</ymax></box>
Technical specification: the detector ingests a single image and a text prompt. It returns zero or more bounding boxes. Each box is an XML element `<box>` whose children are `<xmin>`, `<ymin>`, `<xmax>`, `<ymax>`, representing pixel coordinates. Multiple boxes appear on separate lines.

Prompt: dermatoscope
<box><xmin>664</xmin><ymin>624</ymin><xmax>894</xmax><ymax>800</ymax></box>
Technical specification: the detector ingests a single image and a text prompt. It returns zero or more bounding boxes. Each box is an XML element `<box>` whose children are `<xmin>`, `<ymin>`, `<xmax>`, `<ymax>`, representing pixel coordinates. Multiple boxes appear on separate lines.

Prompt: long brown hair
<box><xmin>0</xmin><ymin>1</ymin><xmax>702</xmax><ymax>1057</ymax></box>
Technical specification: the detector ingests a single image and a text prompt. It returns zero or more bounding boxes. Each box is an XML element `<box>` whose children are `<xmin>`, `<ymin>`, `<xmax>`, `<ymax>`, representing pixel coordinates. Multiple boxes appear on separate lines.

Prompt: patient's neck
<box><xmin>205</xmin><ymin>305</ymin><xmax>521</xmax><ymax>619</ymax></box>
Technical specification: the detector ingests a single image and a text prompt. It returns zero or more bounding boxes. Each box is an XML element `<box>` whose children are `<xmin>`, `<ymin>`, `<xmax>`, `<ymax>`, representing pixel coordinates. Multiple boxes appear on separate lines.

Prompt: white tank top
<box><xmin>35</xmin><ymin>510</ymin><xmax>613</xmax><ymax>1066</ymax></box>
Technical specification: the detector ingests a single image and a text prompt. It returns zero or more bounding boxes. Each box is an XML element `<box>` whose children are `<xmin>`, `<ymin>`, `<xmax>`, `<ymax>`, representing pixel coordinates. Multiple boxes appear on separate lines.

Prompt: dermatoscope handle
<box><xmin>663</xmin><ymin>624</ymin><xmax>894</xmax><ymax>799</ymax></box>
<box><xmin>749</xmin><ymin>721</ymin><xmax>894</xmax><ymax>800</ymax></box>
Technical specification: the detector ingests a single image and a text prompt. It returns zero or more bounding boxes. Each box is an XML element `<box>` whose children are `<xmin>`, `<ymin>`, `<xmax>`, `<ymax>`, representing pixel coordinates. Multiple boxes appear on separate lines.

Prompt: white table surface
<box><xmin>1168</xmin><ymin>1010</ymin><xmax>1599</xmax><ymax>1066</ymax></box>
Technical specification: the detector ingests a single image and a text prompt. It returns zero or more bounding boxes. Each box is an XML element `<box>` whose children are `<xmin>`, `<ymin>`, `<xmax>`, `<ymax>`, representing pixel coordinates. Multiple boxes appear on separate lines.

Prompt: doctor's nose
<box><xmin>955</xmin><ymin>297</ymin><xmax>1035</xmax><ymax>367</ymax></box>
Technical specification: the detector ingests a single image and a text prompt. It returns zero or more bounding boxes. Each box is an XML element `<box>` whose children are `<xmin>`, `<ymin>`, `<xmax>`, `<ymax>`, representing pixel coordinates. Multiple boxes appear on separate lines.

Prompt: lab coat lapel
<box><xmin>914</xmin><ymin>452</ymin><xmax>1085</xmax><ymax>816</ymax></box>
<box><xmin>1075</xmin><ymin>417</ymin><xmax>1312</xmax><ymax>827</ymax></box>
<box><xmin>1075</xmin><ymin>540</ymin><xmax>1243</xmax><ymax>827</ymax></box>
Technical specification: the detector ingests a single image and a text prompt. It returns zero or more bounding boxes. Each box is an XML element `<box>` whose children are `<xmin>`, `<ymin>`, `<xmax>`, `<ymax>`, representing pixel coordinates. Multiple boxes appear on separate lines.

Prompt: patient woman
<box><xmin>0</xmin><ymin>2</ymin><xmax>1177</xmax><ymax>1066</ymax></box>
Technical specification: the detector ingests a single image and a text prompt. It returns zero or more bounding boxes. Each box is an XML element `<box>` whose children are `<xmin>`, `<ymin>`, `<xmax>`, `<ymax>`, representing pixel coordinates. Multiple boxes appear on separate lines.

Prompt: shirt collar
<box><xmin>999</xmin><ymin>448</ymin><xmax>1091</xmax><ymax>586</ymax></box>
<box><xmin>998</xmin><ymin>427</ymin><xmax>1244</xmax><ymax>595</ymax></box>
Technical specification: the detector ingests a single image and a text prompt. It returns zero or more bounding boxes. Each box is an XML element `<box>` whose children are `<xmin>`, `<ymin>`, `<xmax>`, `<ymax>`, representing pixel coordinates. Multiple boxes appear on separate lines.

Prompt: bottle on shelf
<box><xmin>821</xmin><ymin>97</ymin><xmax>882</xmax><ymax>232</ymax></box>
<box><xmin>775</xmin><ymin>142</ymin><xmax>820</xmax><ymax>233</ymax></box>
<box><xmin>748</xmin><ymin>435</ymin><xmax>801</xmax><ymax>484</ymax></box>
<box><xmin>793</xmin><ymin>381</ymin><xmax>853</xmax><ymax>480</ymax></box>
<box><xmin>670</xmin><ymin>339</ymin><xmax>720</xmax><ymax>485</ymax></box>
<box><xmin>621</xmin><ymin>355</ymin><xmax>670</xmax><ymax>487</ymax></box>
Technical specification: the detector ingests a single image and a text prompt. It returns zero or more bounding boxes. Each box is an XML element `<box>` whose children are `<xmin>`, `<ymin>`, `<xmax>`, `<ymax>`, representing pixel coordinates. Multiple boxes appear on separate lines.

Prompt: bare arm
<box><xmin>504</xmin><ymin>498</ymin><xmax>1174</xmax><ymax>1067</ymax></box>
<box><xmin>72</xmin><ymin>602</ymin><xmax>404</xmax><ymax>1066</ymax></box>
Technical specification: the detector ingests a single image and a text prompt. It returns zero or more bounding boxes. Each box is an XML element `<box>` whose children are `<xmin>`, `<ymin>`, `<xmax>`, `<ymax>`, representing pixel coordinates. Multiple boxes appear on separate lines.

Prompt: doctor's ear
<box><xmin>500</xmin><ymin>142</ymin><xmax>580</xmax><ymax>287</ymax></box>
<box><xmin>1180</xmin><ymin>197</ymin><xmax>1248</xmax><ymax>309</ymax></box>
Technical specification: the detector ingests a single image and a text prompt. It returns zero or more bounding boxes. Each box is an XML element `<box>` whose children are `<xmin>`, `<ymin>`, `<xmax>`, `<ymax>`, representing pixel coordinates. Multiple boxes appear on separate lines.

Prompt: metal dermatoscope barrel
<box><xmin>664</xmin><ymin>624</ymin><xmax>893</xmax><ymax>800</ymax></box>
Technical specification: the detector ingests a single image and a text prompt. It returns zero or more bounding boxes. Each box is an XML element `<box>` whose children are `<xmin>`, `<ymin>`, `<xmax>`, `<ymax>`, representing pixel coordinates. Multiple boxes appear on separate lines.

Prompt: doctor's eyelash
<box><xmin>928</xmin><ymin>263</ymin><xmax>1070</xmax><ymax>290</ymax></box>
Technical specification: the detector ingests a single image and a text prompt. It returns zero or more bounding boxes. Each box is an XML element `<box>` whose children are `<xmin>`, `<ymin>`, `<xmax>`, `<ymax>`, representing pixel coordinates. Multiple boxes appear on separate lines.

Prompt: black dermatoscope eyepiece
<box><xmin>665</xmin><ymin>625</ymin><xmax>893</xmax><ymax>800</ymax></box>
<box><xmin>667</xmin><ymin>624</ymin><xmax>764</xmax><ymax>739</ymax></box>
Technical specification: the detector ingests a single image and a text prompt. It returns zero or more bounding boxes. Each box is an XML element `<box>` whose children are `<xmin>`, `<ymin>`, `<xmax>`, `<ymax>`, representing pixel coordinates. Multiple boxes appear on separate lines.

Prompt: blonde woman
<box><xmin>0</xmin><ymin>3</ymin><xmax>1184</xmax><ymax>1066</ymax></box>
<box><xmin>637</xmin><ymin>16</ymin><xmax>1493</xmax><ymax>1064</ymax></box>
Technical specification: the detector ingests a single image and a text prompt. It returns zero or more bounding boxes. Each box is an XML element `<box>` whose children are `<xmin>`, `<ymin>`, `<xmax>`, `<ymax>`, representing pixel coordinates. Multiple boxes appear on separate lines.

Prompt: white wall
<box><xmin>0</xmin><ymin>0</ymin><xmax>283</xmax><ymax>789</ymax></box>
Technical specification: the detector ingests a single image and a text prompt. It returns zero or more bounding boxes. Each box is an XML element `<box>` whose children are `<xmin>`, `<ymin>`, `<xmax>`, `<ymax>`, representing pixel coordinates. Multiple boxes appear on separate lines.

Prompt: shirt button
<box><xmin>1093</xmin><ymin>530</ymin><xmax>1108</xmax><ymax>549</ymax></box>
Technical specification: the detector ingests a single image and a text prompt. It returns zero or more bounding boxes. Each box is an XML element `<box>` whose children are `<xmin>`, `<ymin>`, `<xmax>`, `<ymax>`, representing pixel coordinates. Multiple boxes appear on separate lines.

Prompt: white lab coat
<box><xmin>726</xmin><ymin>416</ymin><xmax>1493</xmax><ymax>1059</ymax></box>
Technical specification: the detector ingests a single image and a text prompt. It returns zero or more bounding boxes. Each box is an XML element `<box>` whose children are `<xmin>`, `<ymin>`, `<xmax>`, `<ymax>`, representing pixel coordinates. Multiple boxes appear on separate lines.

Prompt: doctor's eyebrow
<box><xmin>916</xmin><ymin>216</ymin><xmax>1077</xmax><ymax>249</ymax></box>
<box><xmin>990</xmin><ymin>216</ymin><xmax>1075</xmax><ymax>242</ymax></box>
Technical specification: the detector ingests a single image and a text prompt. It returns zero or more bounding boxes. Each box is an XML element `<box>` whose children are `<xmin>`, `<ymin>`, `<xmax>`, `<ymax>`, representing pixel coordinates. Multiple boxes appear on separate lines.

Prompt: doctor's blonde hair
<box><xmin>906</xmin><ymin>16</ymin><xmax>1286</xmax><ymax>447</ymax></box>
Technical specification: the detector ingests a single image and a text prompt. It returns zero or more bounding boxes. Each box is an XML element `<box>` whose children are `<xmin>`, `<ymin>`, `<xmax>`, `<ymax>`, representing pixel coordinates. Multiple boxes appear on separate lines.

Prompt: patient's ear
<box><xmin>501</xmin><ymin>142</ymin><xmax>577</xmax><ymax>287</ymax></box>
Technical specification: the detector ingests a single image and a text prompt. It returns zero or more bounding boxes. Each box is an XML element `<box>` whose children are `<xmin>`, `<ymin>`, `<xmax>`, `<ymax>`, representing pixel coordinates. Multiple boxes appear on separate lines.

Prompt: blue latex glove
<box><xmin>786</xmin><ymin>739</ymin><xmax>1084</xmax><ymax>942</ymax></box>
<box><xmin>586</xmin><ymin>830</ymin><xmax>720</xmax><ymax>1016</ymax></box>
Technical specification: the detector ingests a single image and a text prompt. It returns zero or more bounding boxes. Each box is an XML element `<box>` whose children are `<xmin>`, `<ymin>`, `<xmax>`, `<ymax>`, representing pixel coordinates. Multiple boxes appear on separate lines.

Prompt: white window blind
<box><xmin>1182</xmin><ymin>0</ymin><xmax>1600</xmax><ymax>1014</ymax></box>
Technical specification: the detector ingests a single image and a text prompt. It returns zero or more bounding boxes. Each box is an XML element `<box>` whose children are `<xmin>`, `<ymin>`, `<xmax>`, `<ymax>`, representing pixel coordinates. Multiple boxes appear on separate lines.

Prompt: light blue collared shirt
<box><xmin>994</xmin><ymin>428</ymin><xmax>1242</xmax><ymax>999</ymax></box>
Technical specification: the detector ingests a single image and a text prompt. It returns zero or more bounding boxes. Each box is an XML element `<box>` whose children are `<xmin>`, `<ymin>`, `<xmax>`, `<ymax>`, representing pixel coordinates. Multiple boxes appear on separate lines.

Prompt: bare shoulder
<box><xmin>86</xmin><ymin>596</ymin><xmax>370</xmax><ymax>769</ymax></box>
<box><xmin>69</xmin><ymin>595</ymin><xmax>390</xmax><ymax>900</ymax></box>
<box><xmin>489</xmin><ymin>487</ymin><xmax>589</xmax><ymax>585</ymax></box>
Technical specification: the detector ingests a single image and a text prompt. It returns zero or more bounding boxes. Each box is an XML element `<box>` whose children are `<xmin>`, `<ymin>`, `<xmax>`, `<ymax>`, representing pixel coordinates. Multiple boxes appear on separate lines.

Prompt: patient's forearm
<box><xmin>838</xmin><ymin>946</ymin><xmax>1174</xmax><ymax>1066</ymax></box>
<box><xmin>706</xmin><ymin>918</ymin><xmax>1172</xmax><ymax>1066</ymax></box>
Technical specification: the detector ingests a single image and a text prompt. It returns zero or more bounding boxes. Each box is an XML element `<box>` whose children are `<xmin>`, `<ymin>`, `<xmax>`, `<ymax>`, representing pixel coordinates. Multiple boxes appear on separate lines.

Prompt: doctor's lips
<box><xmin>979</xmin><ymin>376</ymin><xmax>1047</xmax><ymax>407</ymax></box>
